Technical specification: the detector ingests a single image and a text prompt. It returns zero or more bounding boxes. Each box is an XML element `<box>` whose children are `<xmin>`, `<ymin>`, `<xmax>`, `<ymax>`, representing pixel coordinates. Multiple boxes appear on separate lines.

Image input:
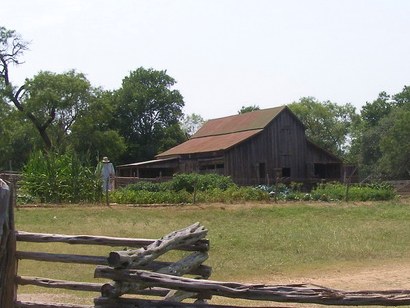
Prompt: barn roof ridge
<box><xmin>191</xmin><ymin>105</ymin><xmax>287</xmax><ymax>138</ymax></box>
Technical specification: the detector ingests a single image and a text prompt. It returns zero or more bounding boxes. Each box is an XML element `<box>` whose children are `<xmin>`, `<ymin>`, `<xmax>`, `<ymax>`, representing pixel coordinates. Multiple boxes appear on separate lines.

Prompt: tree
<box><xmin>379</xmin><ymin>107</ymin><xmax>410</xmax><ymax>179</ymax></box>
<box><xmin>238</xmin><ymin>105</ymin><xmax>260</xmax><ymax>114</ymax></box>
<box><xmin>361</xmin><ymin>92</ymin><xmax>392</xmax><ymax>127</ymax></box>
<box><xmin>69</xmin><ymin>90</ymin><xmax>126</xmax><ymax>163</ymax></box>
<box><xmin>113</xmin><ymin>67</ymin><xmax>185</xmax><ymax>162</ymax></box>
<box><xmin>181</xmin><ymin>113</ymin><xmax>205</xmax><ymax>138</ymax></box>
<box><xmin>0</xmin><ymin>108</ymin><xmax>40</xmax><ymax>170</ymax></box>
<box><xmin>0</xmin><ymin>27</ymin><xmax>51</xmax><ymax>148</ymax></box>
<box><xmin>21</xmin><ymin>70</ymin><xmax>95</xmax><ymax>150</ymax></box>
<box><xmin>1</xmin><ymin>27</ymin><xmax>96</xmax><ymax>151</ymax></box>
<box><xmin>289</xmin><ymin>97</ymin><xmax>360</xmax><ymax>159</ymax></box>
<box><xmin>358</xmin><ymin>86</ymin><xmax>410</xmax><ymax>179</ymax></box>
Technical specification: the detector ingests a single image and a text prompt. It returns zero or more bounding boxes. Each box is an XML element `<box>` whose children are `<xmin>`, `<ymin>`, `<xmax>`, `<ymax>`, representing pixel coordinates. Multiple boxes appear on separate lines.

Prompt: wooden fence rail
<box><xmin>14</xmin><ymin>222</ymin><xmax>211</xmax><ymax>307</ymax></box>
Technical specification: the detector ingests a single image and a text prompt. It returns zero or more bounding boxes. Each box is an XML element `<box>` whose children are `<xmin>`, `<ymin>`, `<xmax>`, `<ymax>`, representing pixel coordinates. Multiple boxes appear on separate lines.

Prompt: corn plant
<box><xmin>20</xmin><ymin>151</ymin><xmax>101</xmax><ymax>203</ymax></box>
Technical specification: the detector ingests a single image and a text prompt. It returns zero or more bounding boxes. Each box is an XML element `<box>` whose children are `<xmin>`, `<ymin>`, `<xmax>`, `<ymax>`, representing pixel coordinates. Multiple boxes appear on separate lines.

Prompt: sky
<box><xmin>3</xmin><ymin>0</ymin><xmax>410</xmax><ymax>120</ymax></box>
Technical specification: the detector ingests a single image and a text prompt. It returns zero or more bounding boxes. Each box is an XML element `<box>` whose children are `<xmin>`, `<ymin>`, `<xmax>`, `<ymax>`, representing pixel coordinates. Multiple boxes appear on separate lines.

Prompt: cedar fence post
<box><xmin>0</xmin><ymin>179</ymin><xmax>17</xmax><ymax>307</ymax></box>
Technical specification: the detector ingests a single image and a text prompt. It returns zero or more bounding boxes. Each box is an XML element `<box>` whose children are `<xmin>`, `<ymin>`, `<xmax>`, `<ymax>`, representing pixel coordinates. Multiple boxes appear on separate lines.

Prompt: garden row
<box><xmin>18</xmin><ymin>152</ymin><xmax>396</xmax><ymax>205</ymax></box>
<box><xmin>109</xmin><ymin>174</ymin><xmax>396</xmax><ymax>204</ymax></box>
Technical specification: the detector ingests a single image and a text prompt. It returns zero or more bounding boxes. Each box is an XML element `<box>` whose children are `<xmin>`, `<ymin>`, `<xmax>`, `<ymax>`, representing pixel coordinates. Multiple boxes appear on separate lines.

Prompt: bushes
<box><xmin>111</xmin><ymin>175</ymin><xmax>396</xmax><ymax>205</ymax></box>
<box><xmin>109</xmin><ymin>189</ymin><xmax>192</xmax><ymax>204</ymax></box>
<box><xmin>312</xmin><ymin>182</ymin><xmax>396</xmax><ymax>202</ymax></box>
<box><xmin>110</xmin><ymin>174</ymin><xmax>269</xmax><ymax>205</ymax></box>
<box><xmin>253</xmin><ymin>182</ymin><xmax>396</xmax><ymax>202</ymax></box>
<box><xmin>170</xmin><ymin>173</ymin><xmax>235</xmax><ymax>193</ymax></box>
<box><xmin>20</xmin><ymin>151</ymin><xmax>101</xmax><ymax>203</ymax></box>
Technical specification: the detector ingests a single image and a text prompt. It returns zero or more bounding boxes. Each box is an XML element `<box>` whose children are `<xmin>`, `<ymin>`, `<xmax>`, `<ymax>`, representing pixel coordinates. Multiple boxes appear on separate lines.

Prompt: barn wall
<box><xmin>224</xmin><ymin>109</ymin><xmax>308</xmax><ymax>185</ymax></box>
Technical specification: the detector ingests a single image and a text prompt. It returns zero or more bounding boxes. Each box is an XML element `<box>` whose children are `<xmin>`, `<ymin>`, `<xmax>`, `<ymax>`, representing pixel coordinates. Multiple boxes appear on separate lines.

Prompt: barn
<box><xmin>117</xmin><ymin>106</ymin><xmax>344</xmax><ymax>186</ymax></box>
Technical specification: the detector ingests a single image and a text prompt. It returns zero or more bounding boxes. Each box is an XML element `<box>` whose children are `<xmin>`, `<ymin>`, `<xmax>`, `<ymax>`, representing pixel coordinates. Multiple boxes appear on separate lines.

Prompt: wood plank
<box><xmin>16</xmin><ymin>231</ymin><xmax>209</xmax><ymax>252</ymax></box>
<box><xmin>15</xmin><ymin>301</ymin><xmax>92</xmax><ymax>308</ymax></box>
<box><xmin>94</xmin><ymin>269</ymin><xmax>410</xmax><ymax>306</ymax></box>
<box><xmin>94</xmin><ymin>297</ymin><xmax>288</xmax><ymax>308</ymax></box>
<box><xmin>16</xmin><ymin>276</ymin><xmax>102</xmax><ymax>292</ymax></box>
<box><xmin>16</xmin><ymin>276</ymin><xmax>178</xmax><ymax>297</ymax></box>
<box><xmin>107</xmin><ymin>223</ymin><xmax>208</xmax><ymax>268</ymax></box>
<box><xmin>16</xmin><ymin>251</ymin><xmax>211</xmax><ymax>277</ymax></box>
<box><xmin>16</xmin><ymin>251</ymin><xmax>108</xmax><ymax>265</ymax></box>
<box><xmin>101</xmin><ymin>251</ymin><xmax>209</xmax><ymax>298</ymax></box>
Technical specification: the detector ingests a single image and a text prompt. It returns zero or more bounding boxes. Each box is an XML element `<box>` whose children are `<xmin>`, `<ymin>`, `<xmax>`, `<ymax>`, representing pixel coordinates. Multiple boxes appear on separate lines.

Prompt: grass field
<box><xmin>15</xmin><ymin>198</ymin><xmax>410</xmax><ymax>305</ymax></box>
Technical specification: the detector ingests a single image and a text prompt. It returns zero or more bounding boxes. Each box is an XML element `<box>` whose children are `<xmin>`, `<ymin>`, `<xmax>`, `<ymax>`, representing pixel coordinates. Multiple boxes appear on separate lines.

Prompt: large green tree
<box><xmin>289</xmin><ymin>97</ymin><xmax>360</xmax><ymax>159</ymax></box>
<box><xmin>1</xmin><ymin>26</ymin><xmax>126</xmax><ymax>167</ymax></box>
<box><xmin>379</xmin><ymin>106</ymin><xmax>410</xmax><ymax>179</ymax></box>
<box><xmin>1</xmin><ymin>27</ymin><xmax>95</xmax><ymax>152</ymax></box>
<box><xmin>359</xmin><ymin>87</ymin><xmax>410</xmax><ymax>179</ymax></box>
<box><xmin>69</xmin><ymin>89</ymin><xmax>126</xmax><ymax>163</ymax></box>
<box><xmin>21</xmin><ymin>70</ymin><xmax>95</xmax><ymax>150</ymax></box>
<box><xmin>0</xmin><ymin>107</ymin><xmax>41</xmax><ymax>170</ymax></box>
<box><xmin>114</xmin><ymin>67</ymin><xmax>185</xmax><ymax>162</ymax></box>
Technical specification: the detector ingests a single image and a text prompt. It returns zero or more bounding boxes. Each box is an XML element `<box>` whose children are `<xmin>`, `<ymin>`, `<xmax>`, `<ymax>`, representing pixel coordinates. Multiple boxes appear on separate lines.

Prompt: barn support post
<box><xmin>0</xmin><ymin>179</ymin><xmax>17</xmax><ymax>307</ymax></box>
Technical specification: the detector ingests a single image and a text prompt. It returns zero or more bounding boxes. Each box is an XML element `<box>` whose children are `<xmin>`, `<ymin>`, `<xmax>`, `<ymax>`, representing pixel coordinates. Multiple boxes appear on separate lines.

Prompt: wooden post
<box><xmin>0</xmin><ymin>179</ymin><xmax>17</xmax><ymax>307</ymax></box>
<box><xmin>105</xmin><ymin>180</ymin><xmax>109</xmax><ymax>207</ymax></box>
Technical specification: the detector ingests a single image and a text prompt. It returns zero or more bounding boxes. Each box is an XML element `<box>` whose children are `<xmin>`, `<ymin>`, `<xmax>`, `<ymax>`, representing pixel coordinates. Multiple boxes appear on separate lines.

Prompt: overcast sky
<box><xmin>3</xmin><ymin>0</ymin><xmax>410</xmax><ymax>119</ymax></box>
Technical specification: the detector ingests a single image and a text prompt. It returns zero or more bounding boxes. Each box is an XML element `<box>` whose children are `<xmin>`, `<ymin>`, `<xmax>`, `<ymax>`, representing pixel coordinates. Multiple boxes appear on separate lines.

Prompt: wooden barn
<box><xmin>117</xmin><ymin>106</ymin><xmax>344</xmax><ymax>186</ymax></box>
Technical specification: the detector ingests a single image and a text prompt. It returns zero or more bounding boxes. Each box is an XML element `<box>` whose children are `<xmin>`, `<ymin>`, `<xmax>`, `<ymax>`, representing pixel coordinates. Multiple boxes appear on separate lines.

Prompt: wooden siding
<box><xmin>224</xmin><ymin>109</ymin><xmax>308</xmax><ymax>185</ymax></box>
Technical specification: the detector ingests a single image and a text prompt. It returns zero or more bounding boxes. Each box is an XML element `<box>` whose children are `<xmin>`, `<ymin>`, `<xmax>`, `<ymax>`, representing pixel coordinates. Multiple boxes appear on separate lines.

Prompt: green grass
<box><xmin>14</xmin><ymin>199</ymin><xmax>410</xmax><ymax>305</ymax></box>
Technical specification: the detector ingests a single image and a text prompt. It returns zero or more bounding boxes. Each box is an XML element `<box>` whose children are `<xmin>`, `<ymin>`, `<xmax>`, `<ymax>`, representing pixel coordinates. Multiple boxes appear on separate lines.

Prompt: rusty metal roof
<box><xmin>157</xmin><ymin>129</ymin><xmax>263</xmax><ymax>157</ymax></box>
<box><xmin>156</xmin><ymin>106</ymin><xmax>286</xmax><ymax>158</ymax></box>
<box><xmin>192</xmin><ymin>106</ymin><xmax>286</xmax><ymax>138</ymax></box>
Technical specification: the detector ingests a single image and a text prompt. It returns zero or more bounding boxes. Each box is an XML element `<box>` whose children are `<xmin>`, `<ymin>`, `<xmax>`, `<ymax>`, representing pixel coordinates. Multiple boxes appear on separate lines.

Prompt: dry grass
<box><xmin>15</xmin><ymin>198</ymin><xmax>410</xmax><ymax>306</ymax></box>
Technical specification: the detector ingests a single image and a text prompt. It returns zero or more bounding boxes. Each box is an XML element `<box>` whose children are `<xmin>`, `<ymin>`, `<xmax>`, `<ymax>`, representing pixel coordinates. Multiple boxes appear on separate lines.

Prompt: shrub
<box><xmin>126</xmin><ymin>181</ymin><xmax>163</xmax><ymax>192</ymax></box>
<box><xmin>312</xmin><ymin>182</ymin><xmax>396</xmax><ymax>201</ymax></box>
<box><xmin>170</xmin><ymin>173</ymin><xmax>235</xmax><ymax>193</ymax></box>
<box><xmin>110</xmin><ymin>189</ymin><xmax>192</xmax><ymax>204</ymax></box>
<box><xmin>113</xmin><ymin>174</ymin><xmax>268</xmax><ymax>204</ymax></box>
<box><xmin>195</xmin><ymin>186</ymin><xmax>269</xmax><ymax>203</ymax></box>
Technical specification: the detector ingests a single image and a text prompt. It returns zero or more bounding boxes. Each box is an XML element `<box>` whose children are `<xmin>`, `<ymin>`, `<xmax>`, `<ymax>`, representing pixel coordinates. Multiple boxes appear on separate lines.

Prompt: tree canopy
<box><xmin>289</xmin><ymin>97</ymin><xmax>360</xmax><ymax>158</ymax></box>
<box><xmin>113</xmin><ymin>67</ymin><xmax>185</xmax><ymax>162</ymax></box>
<box><xmin>359</xmin><ymin>87</ymin><xmax>410</xmax><ymax>179</ymax></box>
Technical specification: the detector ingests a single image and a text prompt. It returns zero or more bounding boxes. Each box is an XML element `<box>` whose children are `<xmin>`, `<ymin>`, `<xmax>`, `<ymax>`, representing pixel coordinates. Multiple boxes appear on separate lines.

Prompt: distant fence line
<box><xmin>386</xmin><ymin>180</ymin><xmax>410</xmax><ymax>195</ymax></box>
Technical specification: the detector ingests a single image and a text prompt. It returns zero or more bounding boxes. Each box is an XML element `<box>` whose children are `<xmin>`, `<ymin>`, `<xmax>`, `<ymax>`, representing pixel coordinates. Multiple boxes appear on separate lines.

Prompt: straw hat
<box><xmin>102</xmin><ymin>157</ymin><xmax>110</xmax><ymax>163</ymax></box>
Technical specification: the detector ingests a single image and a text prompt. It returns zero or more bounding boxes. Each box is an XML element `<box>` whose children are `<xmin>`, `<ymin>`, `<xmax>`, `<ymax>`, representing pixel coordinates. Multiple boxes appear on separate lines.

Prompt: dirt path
<box><xmin>18</xmin><ymin>260</ymin><xmax>410</xmax><ymax>306</ymax></box>
<box><xmin>269</xmin><ymin>260</ymin><xmax>410</xmax><ymax>291</ymax></box>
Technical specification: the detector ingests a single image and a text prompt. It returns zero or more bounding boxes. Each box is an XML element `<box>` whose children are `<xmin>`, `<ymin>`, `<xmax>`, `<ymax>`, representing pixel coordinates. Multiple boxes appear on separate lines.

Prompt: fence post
<box><xmin>0</xmin><ymin>179</ymin><xmax>17</xmax><ymax>307</ymax></box>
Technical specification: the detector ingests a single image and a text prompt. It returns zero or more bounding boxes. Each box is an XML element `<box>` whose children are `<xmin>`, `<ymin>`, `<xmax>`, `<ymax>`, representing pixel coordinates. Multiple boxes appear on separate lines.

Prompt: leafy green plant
<box><xmin>170</xmin><ymin>173</ymin><xmax>235</xmax><ymax>193</ymax></box>
<box><xmin>110</xmin><ymin>188</ymin><xmax>191</xmax><ymax>204</ymax></box>
<box><xmin>312</xmin><ymin>182</ymin><xmax>396</xmax><ymax>201</ymax></box>
<box><xmin>20</xmin><ymin>151</ymin><xmax>101</xmax><ymax>203</ymax></box>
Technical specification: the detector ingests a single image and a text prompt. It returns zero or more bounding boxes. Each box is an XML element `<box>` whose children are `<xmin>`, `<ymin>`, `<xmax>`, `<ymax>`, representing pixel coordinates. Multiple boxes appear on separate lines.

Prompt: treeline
<box><xmin>1</xmin><ymin>26</ymin><xmax>409</xmax><ymax>180</ymax></box>
<box><xmin>288</xmin><ymin>91</ymin><xmax>410</xmax><ymax>180</ymax></box>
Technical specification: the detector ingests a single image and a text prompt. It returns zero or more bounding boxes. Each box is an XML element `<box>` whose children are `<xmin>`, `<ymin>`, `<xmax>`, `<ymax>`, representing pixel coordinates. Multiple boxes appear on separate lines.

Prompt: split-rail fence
<box><xmin>2</xmin><ymin>179</ymin><xmax>410</xmax><ymax>307</ymax></box>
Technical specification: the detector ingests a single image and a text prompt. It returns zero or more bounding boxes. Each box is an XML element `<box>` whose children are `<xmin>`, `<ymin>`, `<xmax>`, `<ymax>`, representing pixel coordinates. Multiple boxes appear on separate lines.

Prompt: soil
<box><xmin>17</xmin><ymin>260</ymin><xmax>410</xmax><ymax>306</ymax></box>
